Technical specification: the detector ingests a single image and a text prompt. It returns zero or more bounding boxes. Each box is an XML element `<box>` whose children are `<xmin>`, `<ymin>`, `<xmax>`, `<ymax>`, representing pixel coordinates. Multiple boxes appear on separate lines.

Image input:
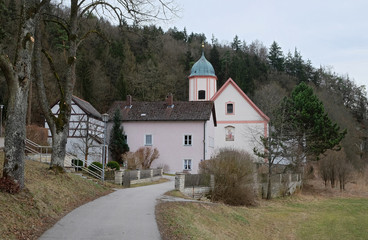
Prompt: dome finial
<box><xmin>201</xmin><ymin>41</ymin><xmax>205</xmax><ymax>55</ymax></box>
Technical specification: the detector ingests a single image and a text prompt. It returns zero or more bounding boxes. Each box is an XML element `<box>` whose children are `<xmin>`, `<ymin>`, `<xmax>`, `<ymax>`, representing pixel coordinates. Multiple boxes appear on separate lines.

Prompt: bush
<box><xmin>88</xmin><ymin>161</ymin><xmax>103</xmax><ymax>174</ymax></box>
<box><xmin>107</xmin><ymin>161</ymin><xmax>120</xmax><ymax>171</ymax></box>
<box><xmin>199</xmin><ymin>149</ymin><xmax>257</xmax><ymax>206</ymax></box>
<box><xmin>72</xmin><ymin>159</ymin><xmax>84</xmax><ymax>171</ymax></box>
<box><xmin>0</xmin><ymin>177</ymin><xmax>20</xmax><ymax>194</ymax></box>
<box><xmin>123</xmin><ymin>147</ymin><xmax>160</xmax><ymax>170</ymax></box>
<box><xmin>26</xmin><ymin>125</ymin><xmax>48</xmax><ymax>146</ymax></box>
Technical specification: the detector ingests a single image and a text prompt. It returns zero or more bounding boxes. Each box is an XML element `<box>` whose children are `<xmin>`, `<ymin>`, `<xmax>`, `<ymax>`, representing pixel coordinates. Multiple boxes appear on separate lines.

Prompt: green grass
<box><xmin>156</xmin><ymin>196</ymin><xmax>368</xmax><ymax>240</ymax></box>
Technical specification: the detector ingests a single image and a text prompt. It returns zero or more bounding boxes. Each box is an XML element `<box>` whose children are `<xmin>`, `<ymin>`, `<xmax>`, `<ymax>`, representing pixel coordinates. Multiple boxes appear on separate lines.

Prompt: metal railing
<box><xmin>71</xmin><ymin>161</ymin><xmax>103</xmax><ymax>182</ymax></box>
<box><xmin>25</xmin><ymin>139</ymin><xmax>52</xmax><ymax>163</ymax></box>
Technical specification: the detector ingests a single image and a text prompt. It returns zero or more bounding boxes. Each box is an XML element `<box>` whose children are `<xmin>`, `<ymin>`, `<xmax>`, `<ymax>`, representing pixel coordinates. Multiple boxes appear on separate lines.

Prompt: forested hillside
<box><xmin>0</xmin><ymin>0</ymin><xmax>367</xmax><ymax>168</ymax></box>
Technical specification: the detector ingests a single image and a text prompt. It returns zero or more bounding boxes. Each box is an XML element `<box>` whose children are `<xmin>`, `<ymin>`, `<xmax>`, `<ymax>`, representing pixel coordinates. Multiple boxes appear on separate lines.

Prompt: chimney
<box><xmin>126</xmin><ymin>95</ymin><xmax>132</xmax><ymax>108</ymax></box>
<box><xmin>166</xmin><ymin>93</ymin><xmax>174</xmax><ymax>108</ymax></box>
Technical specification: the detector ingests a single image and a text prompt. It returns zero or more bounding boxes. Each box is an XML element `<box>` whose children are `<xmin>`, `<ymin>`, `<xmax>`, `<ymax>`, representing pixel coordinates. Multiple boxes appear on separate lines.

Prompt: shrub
<box><xmin>26</xmin><ymin>125</ymin><xmax>48</xmax><ymax>146</ymax></box>
<box><xmin>88</xmin><ymin>161</ymin><xmax>103</xmax><ymax>174</ymax></box>
<box><xmin>0</xmin><ymin>177</ymin><xmax>20</xmax><ymax>194</ymax></box>
<box><xmin>107</xmin><ymin>161</ymin><xmax>120</xmax><ymax>171</ymax></box>
<box><xmin>135</xmin><ymin>147</ymin><xmax>160</xmax><ymax>169</ymax></box>
<box><xmin>124</xmin><ymin>147</ymin><xmax>160</xmax><ymax>170</ymax></box>
<box><xmin>199</xmin><ymin>149</ymin><xmax>257</xmax><ymax>206</ymax></box>
<box><xmin>72</xmin><ymin>159</ymin><xmax>84</xmax><ymax>171</ymax></box>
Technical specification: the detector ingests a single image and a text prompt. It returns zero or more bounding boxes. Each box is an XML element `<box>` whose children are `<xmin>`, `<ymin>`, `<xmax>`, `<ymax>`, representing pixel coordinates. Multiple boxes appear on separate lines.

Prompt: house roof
<box><xmin>71</xmin><ymin>96</ymin><xmax>102</xmax><ymax>120</ymax></box>
<box><xmin>211</xmin><ymin>78</ymin><xmax>270</xmax><ymax>122</ymax></box>
<box><xmin>108</xmin><ymin>100</ymin><xmax>217</xmax><ymax>125</ymax></box>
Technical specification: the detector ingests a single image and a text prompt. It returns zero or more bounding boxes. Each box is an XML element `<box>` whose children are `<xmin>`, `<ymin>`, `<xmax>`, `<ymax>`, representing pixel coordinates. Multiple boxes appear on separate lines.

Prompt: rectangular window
<box><xmin>145</xmin><ymin>134</ymin><xmax>152</xmax><ymax>146</ymax></box>
<box><xmin>183</xmin><ymin>159</ymin><xmax>192</xmax><ymax>170</ymax></box>
<box><xmin>198</xmin><ymin>90</ymin><xmax>206</xmax><ymax>100</ymax></box>
<box><xmin>184</xmin><ymin>135</ymin><xmax>192</xmax><ymax>146</ymax></box>
<box><xmin>227</xmin><ymin>103</ymin><xmax>234</xmax><ymax>114</ymax></box>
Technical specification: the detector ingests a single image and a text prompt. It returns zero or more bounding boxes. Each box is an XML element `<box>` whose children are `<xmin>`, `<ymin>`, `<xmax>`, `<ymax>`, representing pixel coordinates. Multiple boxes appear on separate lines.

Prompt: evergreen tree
<box><xmin>282</xmin><ymin>82</ymin><xmax>346</xmax><ymax>162</ymax></box>
<box><xmin>109</xmin><ymin>109</ymin><xmax>129</xmax><ymax>164</ymax></box>
<box><xmin>268</xmin><ymin>41</ymin><xmax>284</xmax><ymax>72</ymax></box>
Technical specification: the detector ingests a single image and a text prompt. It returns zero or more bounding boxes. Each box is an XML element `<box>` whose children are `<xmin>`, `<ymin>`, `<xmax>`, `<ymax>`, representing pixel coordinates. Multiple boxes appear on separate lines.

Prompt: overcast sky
<box><xmin>160</xmin><ymin>0</ymin><xmax>368</xmax><ymax>89</ymax></box>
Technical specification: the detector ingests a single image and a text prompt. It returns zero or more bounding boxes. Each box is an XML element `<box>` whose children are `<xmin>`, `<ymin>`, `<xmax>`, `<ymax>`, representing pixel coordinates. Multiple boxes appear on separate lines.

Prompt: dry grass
<box><xmin>0</xmin><ymin>152</ymin><xmax>113</xmax><ymax>240</ymax></box>
<box><xmin>156</xmin><ymin>195</ymin><xmax>368</xmax><ymax>240</ymax></box>
<box><xmin>156</xmin><ymin>172</ymin><xmax>368</xmax><ymax>240</ymax></box>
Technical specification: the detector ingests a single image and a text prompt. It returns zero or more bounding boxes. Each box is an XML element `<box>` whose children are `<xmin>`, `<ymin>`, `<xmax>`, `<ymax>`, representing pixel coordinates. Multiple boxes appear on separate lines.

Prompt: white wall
<box><xmin>214</xmin><ymin>82</ymin><xmax>268</xmax><ymax>161</ymax></box>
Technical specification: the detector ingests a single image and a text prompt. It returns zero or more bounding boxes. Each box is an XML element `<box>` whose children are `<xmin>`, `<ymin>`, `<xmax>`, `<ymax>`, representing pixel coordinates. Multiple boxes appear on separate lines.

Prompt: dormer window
<box><xmin>198</xmin><ymin>90</ymin><xmax>206</xmax><ymax>100</ymax></box>
<box><xmin>226</xmin><ymin>102</ymin><xmax>234</xmax><ymax>114</ymax></box>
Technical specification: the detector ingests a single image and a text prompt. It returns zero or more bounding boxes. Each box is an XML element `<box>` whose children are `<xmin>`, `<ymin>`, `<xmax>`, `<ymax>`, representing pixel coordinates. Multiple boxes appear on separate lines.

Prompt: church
<box><xmin>107</xmin><ymin>48</ymin><xmax>269</xmax><ymax>173</ymax></box>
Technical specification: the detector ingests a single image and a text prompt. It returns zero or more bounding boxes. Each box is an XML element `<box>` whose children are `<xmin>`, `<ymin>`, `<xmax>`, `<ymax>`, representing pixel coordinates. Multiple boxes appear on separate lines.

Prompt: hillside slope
<box><xmin>0</xmin><ymin>152</ymin><xmax>112</xmax><ymax>240</ymax></box>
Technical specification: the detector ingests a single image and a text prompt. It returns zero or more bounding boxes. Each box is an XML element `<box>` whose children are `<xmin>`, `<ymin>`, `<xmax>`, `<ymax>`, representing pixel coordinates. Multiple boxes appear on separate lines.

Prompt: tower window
<box><xmin>198</xmin><ymin>90</ymin><xmax>206</xmax><ymax>100</ymax></box>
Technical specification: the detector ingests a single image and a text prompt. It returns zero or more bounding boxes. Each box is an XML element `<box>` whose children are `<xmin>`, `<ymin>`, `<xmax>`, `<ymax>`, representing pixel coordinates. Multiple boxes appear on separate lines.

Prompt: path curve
<box><xmin>39</xmin><ymin>177</ymin><xmax>174</xmax><ymax>240</ymax></box>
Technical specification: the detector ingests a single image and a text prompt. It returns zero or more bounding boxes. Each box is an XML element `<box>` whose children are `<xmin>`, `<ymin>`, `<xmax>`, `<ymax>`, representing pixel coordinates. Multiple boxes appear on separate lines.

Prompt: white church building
<box><xmin>108</xmin><ymin>50</ymin><xmax>269</xmax><ymax>173</ymax></box>
<box><xmin>189</xmin><ymin>51</ymin><xmax>269</xmax><ymax>156</ymax></box>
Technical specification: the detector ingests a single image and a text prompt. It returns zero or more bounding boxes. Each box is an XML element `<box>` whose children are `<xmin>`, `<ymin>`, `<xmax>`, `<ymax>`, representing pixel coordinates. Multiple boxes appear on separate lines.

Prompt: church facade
<box><xmin>188</xmin><ymin>50</ymin><xmax>269</xmax><ymax>158</ymax></box>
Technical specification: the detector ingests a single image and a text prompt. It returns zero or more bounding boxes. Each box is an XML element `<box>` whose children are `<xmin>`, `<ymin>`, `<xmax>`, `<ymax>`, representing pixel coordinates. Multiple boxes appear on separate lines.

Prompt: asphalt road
<box><xmin>39</xmin><ymin>177</ymin><xmax>174</xmax><ymax>240</ymax></box>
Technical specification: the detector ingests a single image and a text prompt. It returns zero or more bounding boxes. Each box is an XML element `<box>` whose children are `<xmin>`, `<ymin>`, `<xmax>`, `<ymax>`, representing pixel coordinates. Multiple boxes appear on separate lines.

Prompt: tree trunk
<box><xmin>0</xmin><ymin>0</ymin><xmax>43</xmax><ymax>190</ymax></box>
<box><xmin>3</xmin><ymin>87</ymin><xmax>29</xmax><ymax>189</ymax></box>
<box><xmin>50</xmin><ymin>130</ymin><xmax>68</xmax><ymax>170</ymax></box>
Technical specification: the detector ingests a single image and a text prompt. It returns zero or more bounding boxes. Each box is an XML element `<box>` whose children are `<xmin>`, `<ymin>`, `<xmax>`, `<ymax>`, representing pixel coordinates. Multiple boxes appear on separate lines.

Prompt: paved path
<box><xmin>39</xmin><ymin>177</ymin><xmax>175</xmax><ymax>240</ymax></box>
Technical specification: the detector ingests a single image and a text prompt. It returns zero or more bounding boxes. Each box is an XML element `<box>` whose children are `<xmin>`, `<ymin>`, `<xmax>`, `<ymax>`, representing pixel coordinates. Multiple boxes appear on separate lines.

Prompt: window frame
<box><xmin>198</xmin><ymin>90</ymin><xmax>206</xmax><ymax>100</ymax></box>
<box><xmin>144</xmin><ymin>134</ymin><xmax>153</xmax><ymax>146</ymax></box>
<box><xmin>225</xmin><ymin>101</ymin><xmax>235</xmax><ymax>115</ymax></box>
<box><xmin>183</xmin><ymin>134</ymin><xmax>193</xmax><ymax>146</ymax></box>
<box><xmin>183</xmin><ymin>159</ymin><xmax>192</xmax><ymax>171</ymax></box>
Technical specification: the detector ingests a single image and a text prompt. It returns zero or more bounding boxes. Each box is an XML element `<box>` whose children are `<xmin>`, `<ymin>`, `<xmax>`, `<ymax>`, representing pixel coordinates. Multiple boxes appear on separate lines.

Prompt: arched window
<box><xmin>198</xmin><ymin>90</ymin><xmax>206</xmax><ymax>100</ymax></box>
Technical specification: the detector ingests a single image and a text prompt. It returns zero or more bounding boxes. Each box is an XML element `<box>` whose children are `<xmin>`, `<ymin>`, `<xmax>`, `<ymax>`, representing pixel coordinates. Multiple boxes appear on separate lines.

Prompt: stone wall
<box><xmin>175</xmin><ymin>172</ymin><xmax>302</xmax><ymax>199</ymax></box>
<box><xmin>114</xmin><ymin>169</ymin><xmax>164</xmax><ymax>186</ymax></box>
<box><xmin>175</xmin><ymin>173</ymin><xmax>215</xmax><ymax>199</ymax></box>
<box><xmin>260</xmin><ymin>173</ymin><xmax>302</xmax><ymax>198</ymax></box>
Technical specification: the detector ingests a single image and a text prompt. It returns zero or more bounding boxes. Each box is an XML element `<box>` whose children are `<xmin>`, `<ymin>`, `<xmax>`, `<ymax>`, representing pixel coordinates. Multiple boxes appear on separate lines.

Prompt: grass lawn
<box><xmin>0</xmin><ymin>152</ymin><xmax>113</xmax><ymax>240</ymax></box>
<box><xmin>156</xmin><ymin>195</ymin><xmax>368</xmax><ymax>240</ymax></box>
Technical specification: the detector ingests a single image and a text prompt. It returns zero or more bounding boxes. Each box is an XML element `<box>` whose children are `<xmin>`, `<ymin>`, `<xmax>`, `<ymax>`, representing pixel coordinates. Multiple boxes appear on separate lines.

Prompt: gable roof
<box><xmin>108</xmin><ymin>100</ymin><xmax>217</xmax><ymax>126</ymax></box>
<box><xmin>50</xmin><ymin>95</ymin><xmax>102</xmax><ymax>120</ymax></box>
<box><xmin>72</xmin><ymin>96</ymin><xmax>102</xmax><ymax>120</ymax></box>
<box><xmin>211</xmin><ymin>78</ymin><xmax>270</xmax><ymax>122</ymax></box>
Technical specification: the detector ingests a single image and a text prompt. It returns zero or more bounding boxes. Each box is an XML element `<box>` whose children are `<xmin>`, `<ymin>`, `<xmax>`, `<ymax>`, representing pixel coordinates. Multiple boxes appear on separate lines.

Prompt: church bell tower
<box><xmin>188</xmin><ymin>44</ymin><xmax>217</xmax><ymax>101</ymax></box>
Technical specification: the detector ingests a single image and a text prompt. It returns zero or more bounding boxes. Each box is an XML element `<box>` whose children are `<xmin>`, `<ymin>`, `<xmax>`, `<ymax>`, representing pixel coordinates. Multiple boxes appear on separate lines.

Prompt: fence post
<box><xmin>123</xmin><ymin>170</ymin><xmax>131</xmax><ymax>188</ymax></box>
<box><xmin>150</xmin><ymin>169</ymin><xmax>153</xmax><ymax>179</ymax></box>
<box><xmin>175</xmin><ymin>173</ymin><xmax>185</xmax><ymax>192</ymax></box>
<box><xmin>115</xmin><ymin>170</ymin><xmax>124</xmax><ymax>185</ymax></box>
<box><xmin>210</xmin><ymin>174</ymin><xmax>215</xmax><ymax>191</ymax></box>
<box><xmin>161</xmin><ymin>168</ymin><xmax>163</xmax><ymax>176</ymax></box>
<box><xmin>137</xmin><ymin>170</ymin><xmax>141</xmax><ymax>180</ymax></box>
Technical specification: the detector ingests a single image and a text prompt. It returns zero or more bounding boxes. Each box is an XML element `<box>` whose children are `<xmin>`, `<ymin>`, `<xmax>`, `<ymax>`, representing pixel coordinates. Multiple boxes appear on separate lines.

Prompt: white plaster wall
<box><xmin>214</xmin><ymin>82</ymin><xmax>267</xmax><ymax>161</ymax></box>
<box><xmin>189</xmin><ymin>76</ymin><xmax>217</xmax><ymax>101</ymax></box>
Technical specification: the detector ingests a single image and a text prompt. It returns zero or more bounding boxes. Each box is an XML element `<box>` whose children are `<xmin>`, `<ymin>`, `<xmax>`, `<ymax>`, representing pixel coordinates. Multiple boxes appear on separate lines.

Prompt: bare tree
<box><xmin>34</xmin><ymin>0</ymin><xmax>178</xmax><ymax>170</ymax></box>
<box><xmin>0</xmin><ymin>0</ymin><xmax>48</xmax><ymax>190</ymax></box>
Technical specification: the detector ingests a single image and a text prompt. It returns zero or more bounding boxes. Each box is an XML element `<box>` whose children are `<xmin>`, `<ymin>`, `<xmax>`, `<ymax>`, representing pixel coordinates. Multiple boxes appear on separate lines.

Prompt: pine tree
<box><xmin>109</xmin><ymin>109</ymin><xmax>129</xmax><ymax>164</ymax></box>
<box><xmin>268</xmin><ymin>41</ymin><xmax>284</xmax><ymax>72</ymax></box>
<box><xmin>282</xmin><ymin>82</ymin><xmax>346</xmax><ymax>161</ymax></box>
